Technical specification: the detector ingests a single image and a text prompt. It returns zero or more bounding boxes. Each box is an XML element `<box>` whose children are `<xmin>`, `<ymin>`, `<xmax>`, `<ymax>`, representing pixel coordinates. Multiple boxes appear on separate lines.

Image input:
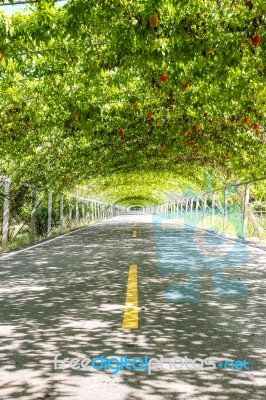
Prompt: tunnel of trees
<box><xmin>0</xmin><ymin>0</ymin><xmax>265</xmax><ymax>207</ymax></box>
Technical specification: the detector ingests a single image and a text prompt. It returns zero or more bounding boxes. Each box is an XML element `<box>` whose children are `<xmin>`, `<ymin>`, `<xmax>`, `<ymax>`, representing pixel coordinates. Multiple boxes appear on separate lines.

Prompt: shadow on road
<box><xmin>0</xmin><ymin>215</ymin><xmax>265</xmax><ymax>399</ymax></box>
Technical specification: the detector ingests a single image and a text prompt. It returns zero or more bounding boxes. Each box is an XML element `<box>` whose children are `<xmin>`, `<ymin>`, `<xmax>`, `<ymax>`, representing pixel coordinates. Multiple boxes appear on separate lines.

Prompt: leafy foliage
<box><xmin>0</xmin><ymin>0</ymin><xmax>265</xmax><ymax>204</ymax></box>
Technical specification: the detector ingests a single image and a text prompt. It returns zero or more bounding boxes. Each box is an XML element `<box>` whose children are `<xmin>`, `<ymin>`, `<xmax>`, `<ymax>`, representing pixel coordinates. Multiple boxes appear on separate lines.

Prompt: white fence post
<box><xmin>82</xmin><ymin>203</ymin><xmax>85</xmax><ymax>224</ymax></box>
<box><xmin>223</xmin><ymin>189</ymin><xmax>228</xmax><ymax>232</ymax></box>
<box><xmin>47</xmin><ymin>191</ymin><xmax>53</xmax><ymax>237</ymax></box>
<box><xmin>91</xmin><ymin>202</ymin><xmax>94</xmax><ymax>221</ymax></box>
<box><xmin>30</xmin><ymin>190</ymin><xmax>38</xmax><ymax>243</ymax></box>
<box><xmin>202</xmin><ymin>194</ymin><xmax>207</xmax><ymax>228</ymax></box>
<box><xmin>185</xmin><ymin>199</ymin><xmax>189</xmax><ymax>222</ymax></box>
<box><xmin>242</xmin><ymin>184</ymin><xmax>250</xmax><ymax>237</ymax></box>
<box><xmin>195</xmin><ymin>196</ymin><xmax>199</xmax><ymax>226</ymax></box>
<box><xmin>69</xmin><ymin>202</ymin><xmax>72</xmax><ymax>229</ymax></box>
<box><xmin>190</xmin><ymin>198</ymin><xmax>193</xmax><ymax>225</ymax></box>
<box><xmin>76</xmin><ymin>199</ymin><xmax>79</xmax><ymax>226</ymax></box>
<box><xmin>2</xmin><ymin>178</ymin><xmax>11</xmax><ymax>250</ymax></box>
<box><xmin>60</xmin><ymin>194</ymin><xmax>64</xmax><ymax>234</ymax></box>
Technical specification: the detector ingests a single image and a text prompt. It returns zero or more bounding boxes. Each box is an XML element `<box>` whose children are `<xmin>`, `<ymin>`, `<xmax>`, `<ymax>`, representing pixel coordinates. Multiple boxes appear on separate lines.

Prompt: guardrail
<box><xmin>145</xmin><ymin>177</ymin><xmax>266</xmax><ymax>244</ymax></box>
<box><xmin>0</xmin><ymin>178</ymin><xmax>124</xmax><ymax>252</ymax></box>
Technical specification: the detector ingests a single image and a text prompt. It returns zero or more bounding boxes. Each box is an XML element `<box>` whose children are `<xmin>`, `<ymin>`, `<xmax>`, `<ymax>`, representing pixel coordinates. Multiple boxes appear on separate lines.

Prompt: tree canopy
<box><xmin>0</xmin><ymin>0</ymin><xmax>265</xmax><ymax>205</ymax></box>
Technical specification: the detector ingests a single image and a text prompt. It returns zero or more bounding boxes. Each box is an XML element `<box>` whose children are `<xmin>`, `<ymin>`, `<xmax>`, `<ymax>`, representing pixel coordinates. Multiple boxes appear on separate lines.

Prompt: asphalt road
<box><xmin>0</xmin><ymin>214</ymin><xmax>265</xmax><ymax>400</ymax></box>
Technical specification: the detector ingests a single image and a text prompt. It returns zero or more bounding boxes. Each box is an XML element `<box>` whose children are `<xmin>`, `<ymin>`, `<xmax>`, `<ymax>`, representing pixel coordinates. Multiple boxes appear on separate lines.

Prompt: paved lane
<box><xmin>0</xmin><ymin>214</ymin><xmax>265</xmax><ymax>400</ymax></box>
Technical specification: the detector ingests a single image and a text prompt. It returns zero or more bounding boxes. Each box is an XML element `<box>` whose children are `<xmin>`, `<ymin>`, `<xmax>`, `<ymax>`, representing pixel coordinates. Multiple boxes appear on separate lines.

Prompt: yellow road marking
<box><xmin>122</xmin><ymin>264</ymin><xmax>138</xmax><ymax>329</ymax></box>
<box><xmin>132</xmin><ymin>230</ymin><xmax>137</xmax><ymax>238</ymax></box>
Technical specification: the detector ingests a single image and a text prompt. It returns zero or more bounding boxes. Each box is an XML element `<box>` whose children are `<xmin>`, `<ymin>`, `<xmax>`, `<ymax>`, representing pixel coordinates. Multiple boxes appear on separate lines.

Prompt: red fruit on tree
<box><xmin>187</xmin><ymin>140</ymin><xmax>195</xmax><ymax>148</ymax></box>
<box><xmin>160</xmin><ymin>143</ymin><xmax>166</xmax><ymax>149</ymax></box>
<box><xmin>252</xmin><ymin>35</ymin><xmax>261</xmax><ymax>46</ymax></box>
<box><xmin>146</xmin><ymin>113</ymin><xmax>153</xmax><ymax>120</ymax></box>
<box><xmin>160</xmin><ymin>74</ymin><xmax>168</xmax><ymax>83</ymax></box>
<box><xmin>120</xmin><ymin>128</ymin><xmax>125</xmax><ymax>135</ymax></box>
<box><xmin>243</xmin><ymin>117</ymin><xmax>249</xmax><ymax>125</ymax></box>
<box><xmin>182</xmin><ymin>82</ymin><xmax>189</xmax><ymax>89</ymax></box>
<box><xmin>149</xmin><ymin>14</ymin><xmax>158</xmax><ymax>28</ymax></box>
<box><xmin>121</xmin><ymin>136</ymin><xmax>126</xmax><ymax>142</ymax></box>
<box><xmin>195</xmin><ymin>124</ymin><xmax>201</xmax><ymax>131</ymax></box>
<box><xmin>253</xmin><ymin>124</ymin><xmax>260</xmax><ymax>131</ymax></box>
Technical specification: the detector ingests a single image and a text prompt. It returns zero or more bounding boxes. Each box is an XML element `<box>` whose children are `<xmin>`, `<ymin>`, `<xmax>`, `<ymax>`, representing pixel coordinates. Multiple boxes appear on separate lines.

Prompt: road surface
<box><xmin>0</xmin><ymin>214</ymin><xmax>265</xmax><ymax>400</ymax></box>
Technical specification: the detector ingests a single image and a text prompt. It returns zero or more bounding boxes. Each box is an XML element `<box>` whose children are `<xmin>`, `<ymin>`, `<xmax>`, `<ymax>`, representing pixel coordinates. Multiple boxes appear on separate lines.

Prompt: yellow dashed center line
<box><xmin>132</xmin><ymin>230</ymin><xmax>137</xmax><ymax>238</ymax></box>
<box><xmin>122</xmin><ymin>264</ymin><xmax>138</xmax><ymax>329</ymax></box>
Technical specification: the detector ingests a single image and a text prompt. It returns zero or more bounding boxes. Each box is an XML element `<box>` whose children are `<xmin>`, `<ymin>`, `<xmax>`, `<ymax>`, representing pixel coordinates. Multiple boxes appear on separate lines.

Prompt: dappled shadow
<box><xmin>0</xmin><ymin>214</ymin><xmax>266</xmax><ymax>399</ymax></box>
